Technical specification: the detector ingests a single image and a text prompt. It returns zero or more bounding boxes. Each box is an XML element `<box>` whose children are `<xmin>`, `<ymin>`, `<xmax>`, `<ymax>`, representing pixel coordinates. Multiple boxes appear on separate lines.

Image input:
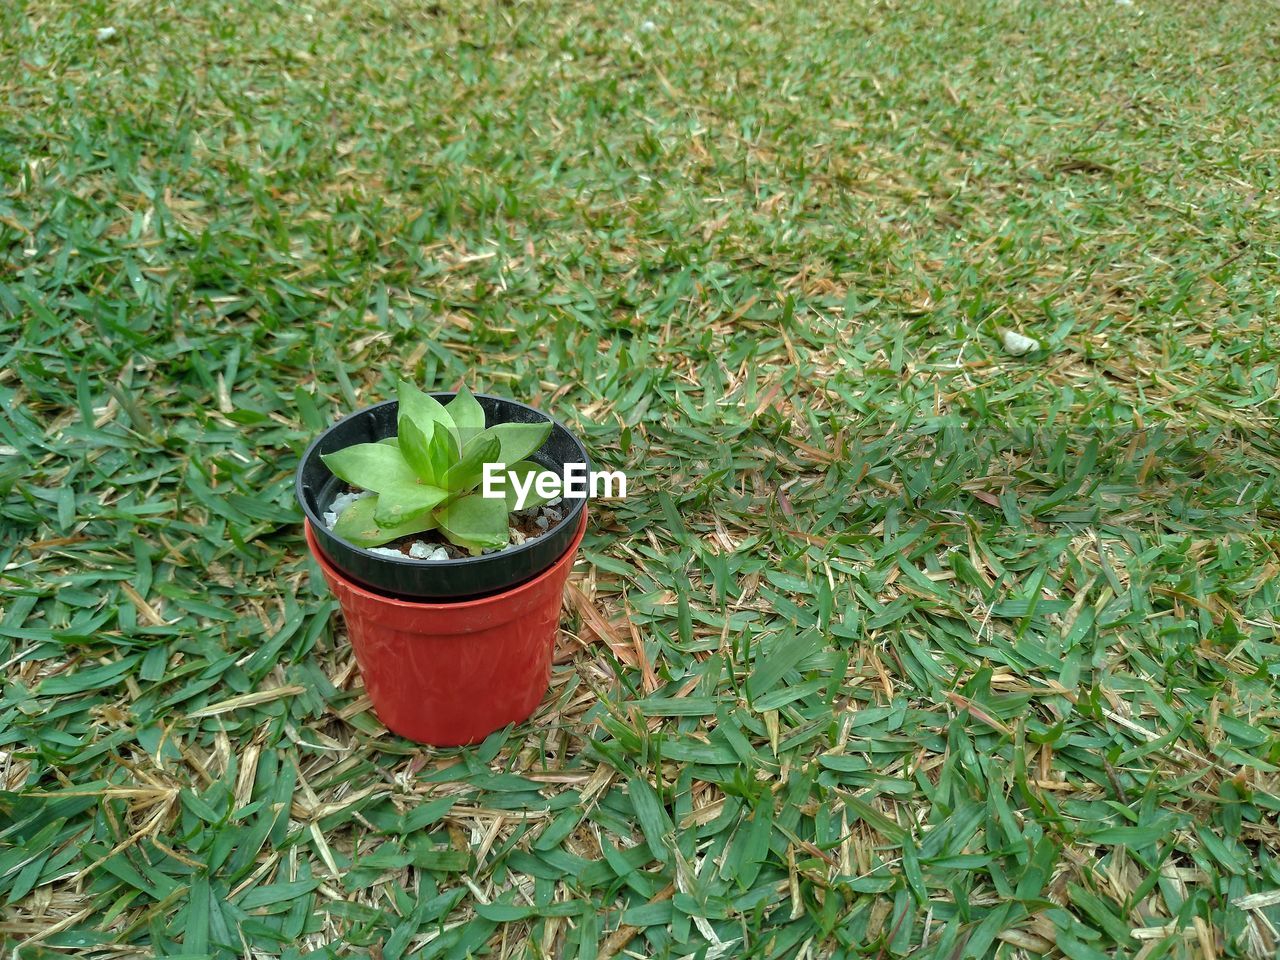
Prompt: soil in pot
<box><xmin>321</xmin><ymin>488</ymin><xmax>571</xmax><ymax>561</ymax></box>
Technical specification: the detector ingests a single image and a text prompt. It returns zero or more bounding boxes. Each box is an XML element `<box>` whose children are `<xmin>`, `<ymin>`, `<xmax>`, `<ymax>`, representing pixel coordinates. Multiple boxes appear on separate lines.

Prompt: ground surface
<box><xmin>2</xmin><ymin>0</ymin><xmax>1279</xmax><ymax>956</ymax></box>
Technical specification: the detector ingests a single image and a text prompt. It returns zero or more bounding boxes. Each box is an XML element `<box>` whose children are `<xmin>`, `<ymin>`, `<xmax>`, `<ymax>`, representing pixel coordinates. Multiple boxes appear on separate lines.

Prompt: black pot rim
<box><xmin>295</xmin><ymin>394</ymin><xmax>590</xmax><ymax>579</ymax></box>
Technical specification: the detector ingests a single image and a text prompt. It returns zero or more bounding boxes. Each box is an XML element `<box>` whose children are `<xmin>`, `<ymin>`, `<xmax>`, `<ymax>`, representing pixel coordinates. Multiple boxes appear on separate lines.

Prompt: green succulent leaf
<box><xmin>373</xmin><ymin>477</ymin><xmax>450</xmax><ymax>527</ymax></box>
<box><xmin>447</xmin><ymin>384</ymin><xmax>486</xmax><ymax>445</ymax></box>
<box><xmin>463</xmin><ymin>420</ymin><xmax>552</xmax><ymax>466</ymax></box>
<box><xmin>445</xmin><ymin>434</ymin><xmax>501</xmax><ymax>494</ymax></box>
<box><xmin>398</xmin><ymin>416</ymin><xmax>438</xmax><ymax>484</ymax></box>
<box><xmin>501</xmin><ymin>459</ymin><xmax>555</xmax><ymax>511</ymax></box>
<box><xmin>398</xmin><ymin>380</ymin><xmax>459</xmax><ymax>450</ymax></box>
<box><xmin>324</xmin><ymin>399</ymin><xmax>554</xmax><ymax>550</ymax></box>
<box><xmin>333</xmin><ymin>496</ymin><xmax>438</xmax><ymax>548</ymax></box>
<box><xmin>320</xmin><ymin>443</ymin><xmax>417</xmax><ymax>494</ymax></box>
<box><xmin>426</xmin><ymin>419</ymin><xmax>458</xmax><ymax>481</ymax></box>
<box><xmin>435</xmin><ymin>493</ymin><xmax>510</xmax><ymax>552</ymax></box>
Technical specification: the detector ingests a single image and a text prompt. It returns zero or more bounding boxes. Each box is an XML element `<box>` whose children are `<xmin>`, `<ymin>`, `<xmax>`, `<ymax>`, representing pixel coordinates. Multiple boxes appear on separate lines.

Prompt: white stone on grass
<box><xmin>1001</xmin><ymin>329</ymin><xmax>1041</xmax><ymax>357</ymax></box>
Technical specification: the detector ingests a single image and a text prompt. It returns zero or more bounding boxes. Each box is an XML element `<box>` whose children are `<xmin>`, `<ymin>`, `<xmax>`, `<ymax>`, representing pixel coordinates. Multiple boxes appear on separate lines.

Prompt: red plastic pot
<box><xmin>304</xmin><ymin>510</ymin><xmax>586</xmax><ymax>746</ymax></box>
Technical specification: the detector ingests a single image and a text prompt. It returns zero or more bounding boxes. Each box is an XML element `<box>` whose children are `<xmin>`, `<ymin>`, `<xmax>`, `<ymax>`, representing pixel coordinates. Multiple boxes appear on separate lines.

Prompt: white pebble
<box><xmin>367</xmin><ymin>546</ymin><xmax>405</xmax><ymax>558</ymax></box>
<box><xmin>1001</xmin><ymin>329</ymin><xmax>1041</xmax><ymax>357</ymax></box>
<box><xmin>396</xmin><ymin>541</ymin><xmax>452</xmax><ymax>560</ymax></box>
<box><xmin>324</xmin><ymin>490</ymin><xmax>373</xmax><ymax>529</ymax></box>
<box><xmin>96</xmin><ymin>26</ymin><xmax>117</xmax><ymax>41</ymax></box>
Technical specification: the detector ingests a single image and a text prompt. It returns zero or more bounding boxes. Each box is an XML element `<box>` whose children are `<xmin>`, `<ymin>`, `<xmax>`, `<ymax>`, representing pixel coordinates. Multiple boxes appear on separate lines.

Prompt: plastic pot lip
<box><xmin>304</xmin><ymin>508</ymin><xmax>587</xmax><ymax>611</ymax></box>
<box><xmin>295</xmin><ymin>393</ymin><xmax>589</xmax><ymax>579</ymax></box>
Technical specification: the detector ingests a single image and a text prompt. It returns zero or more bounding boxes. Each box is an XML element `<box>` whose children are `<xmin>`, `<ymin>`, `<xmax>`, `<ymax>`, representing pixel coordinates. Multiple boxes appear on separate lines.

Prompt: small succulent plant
<box><xmin>322</xmin><ymin>382</ymin><xmax>552</xmax><ymax>552</ymax></box>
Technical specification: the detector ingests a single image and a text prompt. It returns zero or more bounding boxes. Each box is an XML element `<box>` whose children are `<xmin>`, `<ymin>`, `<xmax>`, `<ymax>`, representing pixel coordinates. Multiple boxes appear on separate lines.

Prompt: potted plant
<box><xmin>295</xmin><ymin>382</ymin><xmax>589</xmax><ymax>746</ymax></box>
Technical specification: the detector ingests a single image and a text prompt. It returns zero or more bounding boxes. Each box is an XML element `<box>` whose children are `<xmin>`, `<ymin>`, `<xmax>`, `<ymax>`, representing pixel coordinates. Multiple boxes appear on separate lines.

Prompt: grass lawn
<box><xmin>3</xmin><ymin>0</ymin><xmax>1280</xmax><ymax>955</ymax></box>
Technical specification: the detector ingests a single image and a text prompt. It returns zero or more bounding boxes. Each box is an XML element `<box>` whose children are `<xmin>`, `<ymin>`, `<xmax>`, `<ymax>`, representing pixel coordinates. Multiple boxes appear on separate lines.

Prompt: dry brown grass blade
<box><xmin>186</xmin><ymin>685</ymin><xmax>306</xmax><ymax>719</ymax></box>
<box><xmin>567</xmin><ymin>581</ymin><xmax>637</xmax><ymax>667</ymax></box>
<box><xmin>624</xmin><ymin>599</ymin><xmax>659</xmax><ymax>693</ymax></box>
<box><xmin>595</xmin><ymin>883</ymin><xmax>676</xmax><ymax>960</ymax></box>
